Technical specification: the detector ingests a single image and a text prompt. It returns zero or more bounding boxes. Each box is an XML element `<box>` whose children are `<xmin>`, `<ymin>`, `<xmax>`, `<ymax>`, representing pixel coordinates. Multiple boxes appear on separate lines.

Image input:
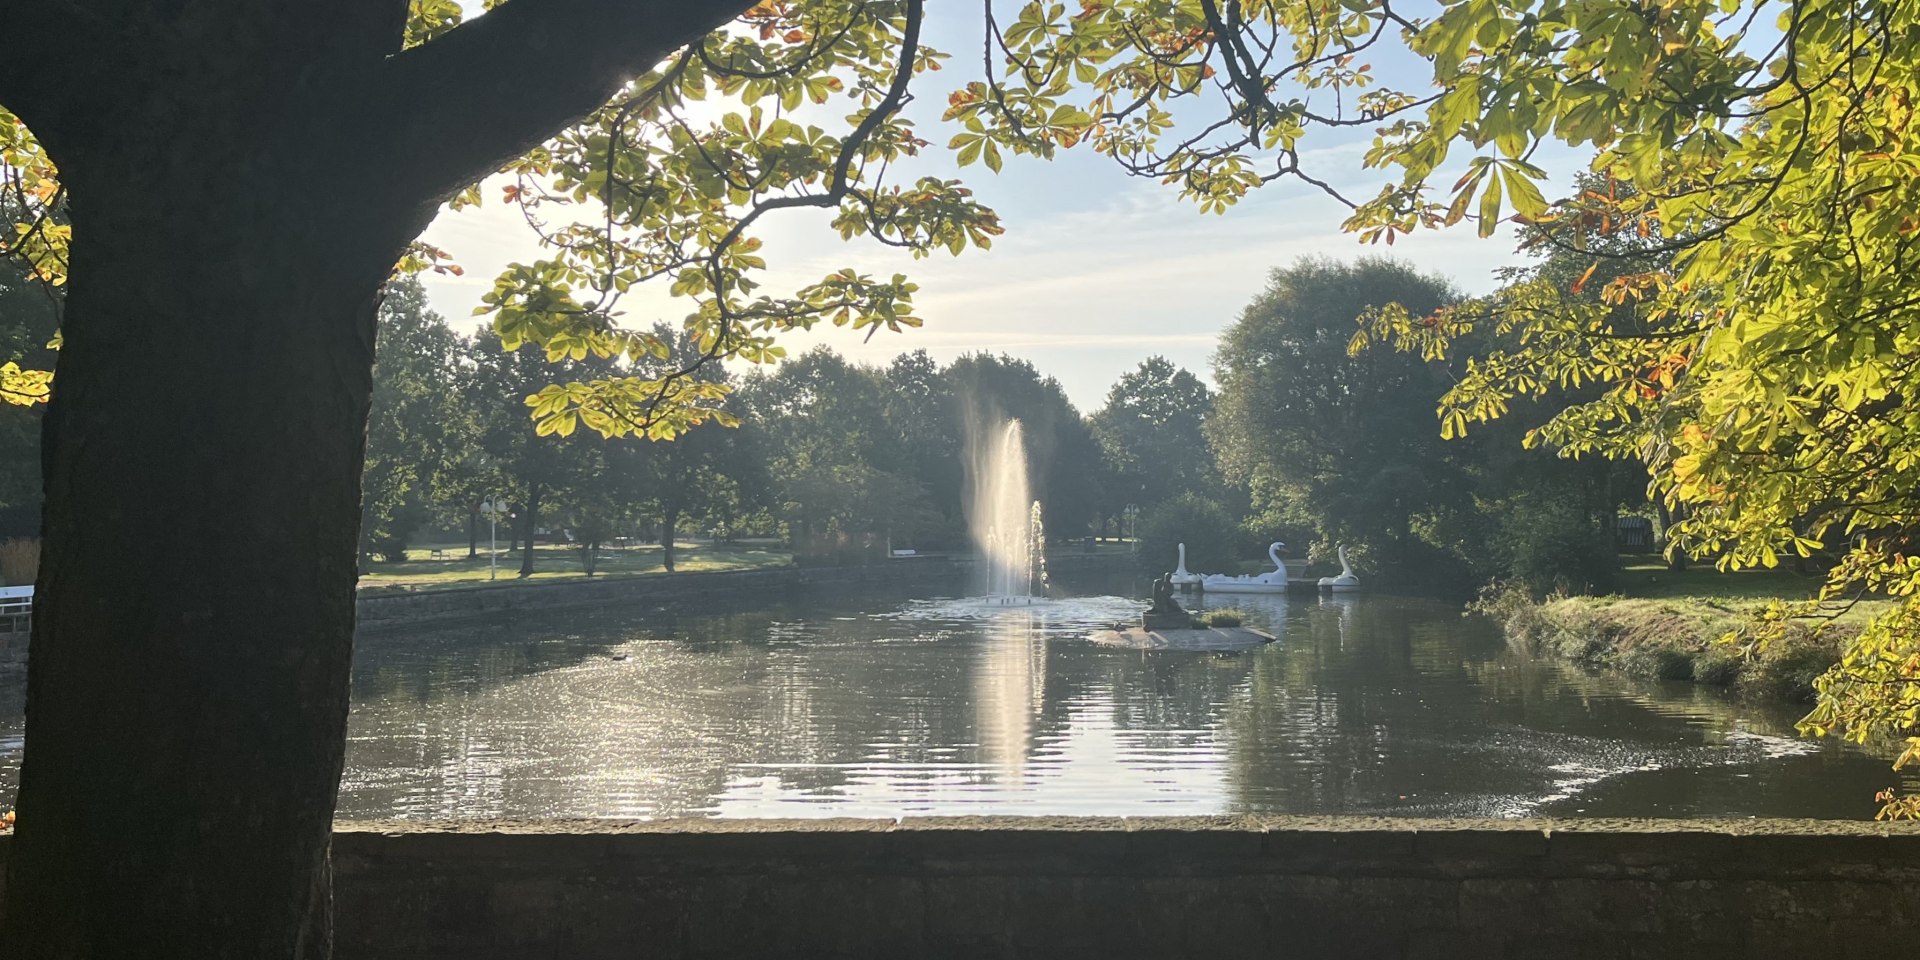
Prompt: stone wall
<box><xmin>7</xmin><ymin>817</ymin><xmax>1907</xmax><ymax>959</ymax></box>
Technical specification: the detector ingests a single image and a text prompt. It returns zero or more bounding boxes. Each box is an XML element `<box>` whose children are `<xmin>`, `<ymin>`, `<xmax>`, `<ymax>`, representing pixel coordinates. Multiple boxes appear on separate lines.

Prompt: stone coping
<box><xmin>10</xmin><ymin>816</ymin><xmax>1916</xmax><ymax>869</ymax></box>
<box><xmin>334</xmin><ymin>815</ymin><xmax>1920</xmax><ymax>837</ymax></box>
<box><xmin>5</xmin><ymin>816</ymin><xmax>1912</xmax><ymax>846</ymax></box>
<box><xmin>321</xmin><ymin>816</ymin><xmax>1920</xmax><ymax>874</ymax></box>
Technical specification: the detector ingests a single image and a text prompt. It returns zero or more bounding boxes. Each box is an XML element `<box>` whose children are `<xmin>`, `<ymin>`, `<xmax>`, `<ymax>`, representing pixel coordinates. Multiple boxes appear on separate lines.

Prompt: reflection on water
<box><xmin>0</xmin><ymin>580</ymin><xmax>1911</xmax><ymax>819</ymax></box>
<box><xmin>977</xmin><ymin>609</ymin><xmax>1046</xmax><ymax>778</ymax></box>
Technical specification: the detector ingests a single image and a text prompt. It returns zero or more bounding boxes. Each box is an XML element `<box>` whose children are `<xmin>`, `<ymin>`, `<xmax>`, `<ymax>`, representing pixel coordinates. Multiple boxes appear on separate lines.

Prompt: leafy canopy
<box><xmin>1348</xmin><ymin>0</ymin><xmax>1920</xmax><ymax>805</ymax></box>
<box><xmin>3</xmin><ymin>0</ymin><xmax>1500</xmax><ymax>423</ymax></box>
<box><xmin>1091</xmin><ymin>356</ymin><xmax>1218</xmax><ymax>511</ymax></box>
<box><xmin>1210</xmin><ymin>256</ymin><xmax>1468</xmax><ymax>579</ymax></box>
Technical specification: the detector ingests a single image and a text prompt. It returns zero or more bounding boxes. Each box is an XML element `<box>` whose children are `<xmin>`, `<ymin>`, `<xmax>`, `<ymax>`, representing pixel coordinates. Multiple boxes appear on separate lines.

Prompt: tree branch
<box><xmin>370</xmin><ymin>0</ymin><xmax>758</xmax><ymax>205</ymax></box>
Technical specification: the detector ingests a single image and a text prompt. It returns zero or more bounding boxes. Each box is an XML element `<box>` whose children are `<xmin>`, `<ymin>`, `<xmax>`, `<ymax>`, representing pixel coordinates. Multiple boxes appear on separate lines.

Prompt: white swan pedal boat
<box><xmin>1317</xmin><ymin>544</ymin><xmax>1360</xmax><ymax>592</ymax></box>
<box><xmin>1200</xmin><ymin>542</ymin><xmax>1292</xmax><ymax>594</ymax></box>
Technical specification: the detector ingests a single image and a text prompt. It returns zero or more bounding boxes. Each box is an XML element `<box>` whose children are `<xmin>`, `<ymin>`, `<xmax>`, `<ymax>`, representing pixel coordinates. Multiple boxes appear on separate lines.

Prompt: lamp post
<box><xmin>1123</xmin><ymin>503</ymin><xmax>1140</xmax><ymax>543</ymax></box>
<box><xmin>480</xmin><ymin>497</ymin><xmax>507</xmax><ymax>581</ymax></box>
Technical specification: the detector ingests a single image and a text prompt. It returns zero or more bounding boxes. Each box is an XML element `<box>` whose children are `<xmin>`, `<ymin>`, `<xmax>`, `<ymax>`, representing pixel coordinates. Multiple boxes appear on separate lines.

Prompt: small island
<box><xmin>1088</xmin><ymin>575</ymin><xmax>1276</xmax><ymax>651</ymax></box>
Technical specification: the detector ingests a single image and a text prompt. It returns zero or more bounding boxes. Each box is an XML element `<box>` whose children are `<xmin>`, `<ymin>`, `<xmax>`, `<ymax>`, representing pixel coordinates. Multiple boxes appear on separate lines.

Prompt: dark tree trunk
<box><xmin>1657</xmin><ymin>500</ymin><xmax>1689</xmax><ymax>571</ymax></box>
<box><xmin>0</xmin><ymin>2</ymin><xmax>763</xmax><ymax>957</ymax></box>
<box><xmin>661</xmin><ymin>506</ymin><xmax>680</xmax><ymax>573</ymax></box>
<box><xmin>468</xmin><ymin>508</ymin><xmax>479</xmax><ymax>559</ymax></box>
<box><xmin>518</xmin><ymin>484</ymin><xmax>542</xmax><ymax>578</ymax></box>
<box><xmin>0</xmin><ymin>181</ymin><xmax>410</xmax><ymax>958</ymax></box>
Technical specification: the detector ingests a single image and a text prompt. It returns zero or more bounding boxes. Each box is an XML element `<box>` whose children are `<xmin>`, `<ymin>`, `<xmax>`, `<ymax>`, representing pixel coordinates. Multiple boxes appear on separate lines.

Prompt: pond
<box><xmin>0</xmin><ymin>577</ymin><xmax>1906</xmax><ymax>819</ymax></box>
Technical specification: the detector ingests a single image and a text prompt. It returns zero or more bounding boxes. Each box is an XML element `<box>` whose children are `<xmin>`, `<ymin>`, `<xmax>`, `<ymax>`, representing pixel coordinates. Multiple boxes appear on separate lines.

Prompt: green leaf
<box><xmin>1476</xmin><ymin>171</ymin><xmax>1503</xmax><ymax>238</ymax></box>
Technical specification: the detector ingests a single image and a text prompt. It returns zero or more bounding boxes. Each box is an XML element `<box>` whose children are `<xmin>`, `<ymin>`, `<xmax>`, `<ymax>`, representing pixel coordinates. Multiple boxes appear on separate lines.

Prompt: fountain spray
<box><xmin>965</xmin><ymin>418</ymin><xmax>1044</xmax><ymax>604</ymax></box>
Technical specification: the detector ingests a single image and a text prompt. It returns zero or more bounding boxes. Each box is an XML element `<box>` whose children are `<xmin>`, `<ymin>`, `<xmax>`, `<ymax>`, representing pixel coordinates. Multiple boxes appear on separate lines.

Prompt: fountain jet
<box><xmin>965</xmin><ymin>418</ymin><xmax>1044</xmax><ymax>603</ymax></box>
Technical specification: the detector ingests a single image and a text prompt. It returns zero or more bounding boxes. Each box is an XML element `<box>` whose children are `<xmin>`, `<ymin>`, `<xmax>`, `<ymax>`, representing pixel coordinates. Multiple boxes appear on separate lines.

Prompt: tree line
<box><xmin>0</xmin><ymin>249</ymin><xmax>1637</xmax><ymax>595</ymax></box>
<box><xmin>0</xmin><ymin>253</ymin><xmax>1644</xmax><ymax>594</ymax></box>
<box><xmin>294</xmin><ymin>275</ymin><xmax>1192</xmax><ymax>577</ymax></box>
<box><xmin>357</xmin><ymin>255</ymin><xmax>1648</xmax><ymax>593</ymax></box>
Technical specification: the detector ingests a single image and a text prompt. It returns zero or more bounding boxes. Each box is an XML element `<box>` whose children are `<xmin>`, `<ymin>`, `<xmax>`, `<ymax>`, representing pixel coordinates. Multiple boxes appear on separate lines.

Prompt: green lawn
<box><xmin>358</xmin><ymin>540</ymin><xmax>792</xmax><ymax>590</ymax></box>
<box><xmin>1607</xmin><ymin>558</ymin><xmax>1890</xmax><ymax>627</ymax></box>
<box><xmin>1506</xmin><ymin>559</ymin><xmax>1894</xmax><ymax>702</ymax></box>
<box><xmin>358</xmin><ymin>536</ymin><xmax>1131</xmax><ymax>592</ymax></box>
<box><xmin>1513</xmin><ymin>593</ymin><xmax>1849</xmax><ymax>701</ymax></box>
<box><xmin>1614</xmin><ymin>558</ymin><xmax>1832</xmax><ymax>603</ymax></box>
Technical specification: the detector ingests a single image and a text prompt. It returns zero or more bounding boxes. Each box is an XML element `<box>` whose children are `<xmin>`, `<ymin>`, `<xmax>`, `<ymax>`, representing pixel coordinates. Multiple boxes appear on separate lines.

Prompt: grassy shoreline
<box><xmin>1492</xmin><ymin>562</ymin><xmax>1885</xmax><ymax>703</ymax></box>
<box><xmin>355</xmin><ymin>538</ymin><xmax>1141</xmax><ymax>594</ymax></box>
<box><xmin>356</xmin><ymin>540</ymin><xmax>793</xmax><ymax>593</ymax></box>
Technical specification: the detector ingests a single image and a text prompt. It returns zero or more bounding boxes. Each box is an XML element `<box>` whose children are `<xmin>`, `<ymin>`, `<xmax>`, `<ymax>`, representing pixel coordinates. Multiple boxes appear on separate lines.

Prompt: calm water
<box><xmin>0</xmin><ymin>579</ymin><xmax>1909</xmax><ymax>819</ymax></box>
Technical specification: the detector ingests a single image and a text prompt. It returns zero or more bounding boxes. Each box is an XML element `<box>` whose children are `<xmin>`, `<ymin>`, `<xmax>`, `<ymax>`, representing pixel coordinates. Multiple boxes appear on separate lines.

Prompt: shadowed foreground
<box><xmin>8</xmin><ymin>816</ymin><xmax>1910</xmax><ymax>959</ymax></box>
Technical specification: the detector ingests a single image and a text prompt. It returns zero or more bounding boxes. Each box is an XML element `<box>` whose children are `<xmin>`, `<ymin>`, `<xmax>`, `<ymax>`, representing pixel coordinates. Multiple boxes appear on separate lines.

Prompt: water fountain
<box><xmin>966</xmin><ymin>417</ymin><xmax>1045</xmax><ymax>604</ymax></box>
<box><xmin>884</xmin><ymin>412</ymin><xmax>1130</xmax><ymax>624</ymax></box>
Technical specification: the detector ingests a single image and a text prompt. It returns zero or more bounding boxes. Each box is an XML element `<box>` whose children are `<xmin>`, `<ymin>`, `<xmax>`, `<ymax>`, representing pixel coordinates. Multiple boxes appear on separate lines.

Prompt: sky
<box><xmin>416</xmin><ymin>5</ymin><xmax>1587</xmax><ymax>411</ymax></box>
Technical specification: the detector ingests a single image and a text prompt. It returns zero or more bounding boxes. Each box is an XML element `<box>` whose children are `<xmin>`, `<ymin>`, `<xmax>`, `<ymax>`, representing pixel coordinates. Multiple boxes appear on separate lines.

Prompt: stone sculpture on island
<box><xmin>1088</xmin><ymin>574</ymin><xmax>1276</xmax><ymax>650</ymax></box>
<box><xmin>1140</xmin><ymin>574</ymin><xmax>1190</xmax><ymax>631</ymax></box>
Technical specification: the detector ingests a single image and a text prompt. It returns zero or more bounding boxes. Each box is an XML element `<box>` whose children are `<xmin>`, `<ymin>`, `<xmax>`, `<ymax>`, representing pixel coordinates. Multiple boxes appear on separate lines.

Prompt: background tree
<box><xmin>1091</xmin><ymin>356</ymin><xmax>1220</xmax><ymax>519</ymax></box>
<box><xmin>742</xmin><ymin>347</ymin><xmax>934</xmax><ymax>556</ymax></box>
<box><xmin>549</xmin><ymin>459</ymin><xmax>627</xmax><ymax>576</ymax></box>
<box><xmin>1439</xmin><ymin>175</ymin><xmax>1673</xmax><ymax>595</ymax></box>
<box><xmin>0</xmin><ymin>248</ymin><xmax>54</xmax><ymax>533</ymax></box>
<box><xmin>465</xmin><ymin>335</ymin><xmax>607</xmax><ymax>578</ymax></box>
<box><xmin>646</xmin><ymin>418</ymin><xmax>768</xmax><ymax>572</ymax></box>
<box><xmin>943</xmin><ymin>352</ymin><xmax>1107</xmax><ymax>542</ymax></box>
<box><xmin>883</xmin><ymin>349</ymin><xmax>963</xmax><ymax>546</ymax></box>
<box><xmin>1210</xmin><ymin>257</ymin><xmax>1471</xmax><ymax>586</ymax></box>
<box><xmin>629</xmin><ymin>338</ymin><xmax>766</xmax><ymax>572</ymax></box>
<box><xmin>358</xmin><ymin>278</ymin><xmax>469</xmax><ymax>567</ymax></box>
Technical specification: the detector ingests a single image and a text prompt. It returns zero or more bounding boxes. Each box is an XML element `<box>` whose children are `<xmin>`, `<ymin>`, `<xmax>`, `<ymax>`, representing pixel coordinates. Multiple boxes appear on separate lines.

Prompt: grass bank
<box><xmin>358</xmin><ymin>540</ymin><xmax>793</xmax><ymax>591</ymax></box>
<box><xmin>1494</xmin><ymin>562</ymin><xmax>1889</xmax><ymax>703</ymax></box>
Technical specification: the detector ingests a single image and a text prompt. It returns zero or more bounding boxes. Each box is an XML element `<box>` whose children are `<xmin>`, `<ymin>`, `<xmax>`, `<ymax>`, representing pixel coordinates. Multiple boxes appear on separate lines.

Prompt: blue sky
<box><xmin>417</xmin><ymin>5</ymin><xmax>1588</xmax><ymax>410</ymax></box>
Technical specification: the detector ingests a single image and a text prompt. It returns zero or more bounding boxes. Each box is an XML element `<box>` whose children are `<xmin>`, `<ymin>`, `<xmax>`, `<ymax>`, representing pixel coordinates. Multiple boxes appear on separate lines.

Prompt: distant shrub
<box><xmin>1471</xmin><ymin>582</ymin><xmax>1557</xmax><ymax>653</ymax></box>
<box><xmin>1493</xmin><ymin>491</ymin><xmax>1617</xmax><ymax>597</ymax></box>
<box><xmin>1135</xmin><ymin>494</ymin><xmax>1239</xmax><ymax>578</ymax></box>
<box><xmin>1202</xmin><ymin>608</ymin><xmax>1246</xmax><ymax>627</ymax></box>
<box><xmin>794</xmin><ymin>530</ymin><xmax>886</xmax><ymax>567</ymax></box>
<box><xmin>0</xmin><ymin>538</ymin><xmax>39</xmax><ymax>587</ymax></box>
<box><xmin>1625</xmin><ymin>645</ymin><xmax>1697</xmax><ymax>682</ymax></box>
<box><xmin>1738</xmin><ymin>635</ymin><xmax>1844</xmax><ymax>703</ymax></box>
<box><xmin>371</xmin><ymin>536</ymin><xmax>410</xmax><ymax>564</ymax></box>
<box><xmin>1692</xmin><ymin>651</ymin><xmax>1744</xmax><ymax>686</ymax></box>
